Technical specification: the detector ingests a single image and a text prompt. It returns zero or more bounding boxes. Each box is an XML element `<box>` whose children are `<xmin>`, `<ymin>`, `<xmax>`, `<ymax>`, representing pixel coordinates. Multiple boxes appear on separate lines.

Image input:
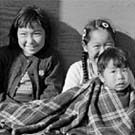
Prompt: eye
<box><xmin>34</xmin><ymin>32</ymin><xmax>42</xmax><ymax>35</ymax></box>
<box><xmin>19</xmin><ymin>32</ymin><xmax>27</xmax><ymax>36</ymax></box>
<box><xmin>33</xmin><ymin>32</ymin><xmax>42</xmax><ymax>38</ymax></box>
<box><xmin>33</xmin><ymin>30</ymin><xmax>42</xmax><ymax>35</ymax></box>
<box><xmin>111</xmin><ymin>70</ymin><xmax>116</xmax><ymax>73</ymax></box>
<box><xmin>94</xmin><ymin>44</ymin><xmax>101</xmax><ymax>49</ymax></box>
<box><xmin>122</xmin><ymin>68</ymin><xmax>128</xmax><ymax>72</ymax></box>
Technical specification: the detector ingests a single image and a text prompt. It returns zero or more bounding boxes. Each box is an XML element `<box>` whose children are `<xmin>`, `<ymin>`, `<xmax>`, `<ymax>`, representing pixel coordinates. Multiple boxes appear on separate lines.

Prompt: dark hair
<box><xmin>81</xmin><ymin>19</ymin><xmax>115</xmax><ymax>82</ymax></box>
<box><xmin>8</xmin><ymin>5</ymin><xmax>51</xmax><ymax>49</ymax></box>
<box><xmin>97</xmin><ymin>47</ymin><xmax>129</xmax><ymax>75</ymax></box>
<box><xmin>82</xmin><ymin>51</ymin><xmax>89</xmax><ymax>82</ymax></box>
<box><xmin>82</xmin><ymin>19</ymin><xmax>115</xmax><ymax>45</ymax></box>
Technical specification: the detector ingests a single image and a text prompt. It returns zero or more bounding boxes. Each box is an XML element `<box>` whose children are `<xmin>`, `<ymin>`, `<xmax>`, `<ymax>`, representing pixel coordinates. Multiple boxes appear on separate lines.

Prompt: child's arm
<box><xmin>0</xmin><ymin>47</ymin><xmax>9</xmax><ymax>102</ymax></box>
<box><xmin>62</xmin><ymin>61</ymin><xmax>82</xmax><ymax>92</ymax></box>
<box><xmin>40</xmin><ymin>50</ymin><xmax>64</xmax><ymax>101</ymax></box>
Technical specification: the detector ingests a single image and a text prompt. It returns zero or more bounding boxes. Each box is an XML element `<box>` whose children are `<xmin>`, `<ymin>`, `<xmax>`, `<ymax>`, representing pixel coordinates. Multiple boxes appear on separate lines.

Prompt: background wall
<box><xmin>60</xmin><ymin>0</ymin><xmax>135</xmax><ymax>36</ymax></box>
<box><xmin>1</xmin><ymin>0</ymin><xmax>135</xmax><ymax>76</ymax></box>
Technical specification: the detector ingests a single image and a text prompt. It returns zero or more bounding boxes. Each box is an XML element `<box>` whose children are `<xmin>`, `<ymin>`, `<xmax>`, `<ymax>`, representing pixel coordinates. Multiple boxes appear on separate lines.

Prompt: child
<box><xmin>0</xmin><ymin>5</ymin><xmax>63</xmax><ymax>103</ymax></box>
<box><xmin>62</xmin><ymin>19</ymin><xmax>135</xmax><ymax>92</ymax></box>
<box><xmin>65</xmin><ymin>47</ymin><xmax>135</xmax><ymax>135</ymax></box>
<box><xmin>89</xmin><ymin>47</ymin><xmax>135</xmax><ymax>135</ymax></box>
<box><xmin>62</xmin><ymin>19</ymin><xmax>115</xmax><ymax>92</ymax></box>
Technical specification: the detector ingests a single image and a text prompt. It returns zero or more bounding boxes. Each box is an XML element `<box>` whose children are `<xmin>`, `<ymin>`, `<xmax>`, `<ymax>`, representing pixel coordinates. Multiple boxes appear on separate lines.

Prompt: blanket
<box><xmin>0</xmin><ymin>77</ymin><xmax>135</xmax><ymax>135</ymax></box>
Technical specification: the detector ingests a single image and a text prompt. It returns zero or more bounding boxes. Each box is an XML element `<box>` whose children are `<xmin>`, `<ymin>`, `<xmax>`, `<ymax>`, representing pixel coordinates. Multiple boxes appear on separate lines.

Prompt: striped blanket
<box><xmin>0</xmin><ymin>77</ymin><xmax>135</xmax><ymax>135</ymax></box>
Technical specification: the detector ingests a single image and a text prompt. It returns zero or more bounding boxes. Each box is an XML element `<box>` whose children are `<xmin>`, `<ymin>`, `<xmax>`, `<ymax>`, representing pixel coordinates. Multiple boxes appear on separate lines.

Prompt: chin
<box><xmin>25</xmin><ymin>52</ymin><xmax>35</xmax><ymax>57</ymax></box>
<box><xmin>115</xmin><ymin>87</ymin><xmax>127</xmax><ymax>91</ymax></box>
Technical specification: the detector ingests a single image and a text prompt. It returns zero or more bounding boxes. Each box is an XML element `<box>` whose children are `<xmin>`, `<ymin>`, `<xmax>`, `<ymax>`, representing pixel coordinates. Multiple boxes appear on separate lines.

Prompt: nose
<box><xmin>117</xmin><ymin>71</ymin><xmax>124</xmax><ymax>80</ymax></box>
<box><xmin>99</xmin><ymin>45</ymin><xmax>105</xmax><ymax>55</ymax></box>
<box><xmin>26</xmin><ymin>35</ymin><xmax>33</xmax><ymax>44</ymax></box>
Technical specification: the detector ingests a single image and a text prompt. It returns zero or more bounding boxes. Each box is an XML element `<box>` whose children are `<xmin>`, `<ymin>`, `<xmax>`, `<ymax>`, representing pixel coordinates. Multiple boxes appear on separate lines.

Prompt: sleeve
<box><xmin>0</xmin><ymin>62</ymin><xmax>5</xmax><ymax>102</ymax></box>
<box><xmin>62</xmin><ymin>62</ymin><xmax>82</xmax><ymax>93</ymax></box>
<box><xmin>0</xmin><ymin>48</ymin><xmax>9</xmax><ymax>102</ymax></box>
<box><xmin>40</xmin><ymin>52</ymin><xmax>64</xmax><ymax>100</ymax></box>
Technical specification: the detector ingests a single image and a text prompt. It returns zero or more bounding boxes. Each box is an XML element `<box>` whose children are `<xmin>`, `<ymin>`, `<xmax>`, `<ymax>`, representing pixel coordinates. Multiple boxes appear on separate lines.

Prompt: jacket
<box><xmin>0</xmin><ymin>46</ymin><xmax>63</xmax><ymax>103</ymax></box>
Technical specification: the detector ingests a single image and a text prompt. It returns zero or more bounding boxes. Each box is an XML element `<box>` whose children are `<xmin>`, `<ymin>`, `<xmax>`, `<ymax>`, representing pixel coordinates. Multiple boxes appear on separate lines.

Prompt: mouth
<box><xmin>25</xmin><ymin>45</ymin><xmax>37</xmax><ymax>49</ymax></box>
<box><xmin>116</xmin><ymin>82</ymin><xmax>126</xmax><ymax>88</ymax></box>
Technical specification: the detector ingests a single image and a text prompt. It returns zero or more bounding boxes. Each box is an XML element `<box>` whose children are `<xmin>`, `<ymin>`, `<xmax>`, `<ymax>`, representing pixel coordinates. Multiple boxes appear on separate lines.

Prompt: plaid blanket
<box><xmin>0</xmin><ymin>77</ymin><xmax>135</xmax><ymax>135</ymax></box>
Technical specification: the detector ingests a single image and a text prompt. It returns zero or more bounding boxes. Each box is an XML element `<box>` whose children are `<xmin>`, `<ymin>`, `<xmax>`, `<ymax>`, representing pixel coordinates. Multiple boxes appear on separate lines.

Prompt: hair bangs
<box><xmin>97</xmin><ymin>47</ymin><xmax>129</xmax><ymax>75</ymax></box>
<box><xmin>112</xmin><ymin>56</ymin><xmax>128</xmax><ymax>68</ymax></box>
<box><xmin>16</xmin><ymin>11</ymin><xmax>42</xmax><ymax>28</ymax></box>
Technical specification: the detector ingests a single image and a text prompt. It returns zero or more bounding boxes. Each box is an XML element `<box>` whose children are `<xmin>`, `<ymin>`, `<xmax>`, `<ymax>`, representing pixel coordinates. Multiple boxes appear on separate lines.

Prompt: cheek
<box><xmin>17</xmin><ymin>38</ymin><xmax>25</xmax><ymax>47</ymax></box>
<box><xmin>36</xmin><ymin>36</ymin><xmax>45</xmax><ymax>44</ymax></box>
<box><xmin>18</xmin><ymin>36</ymin><xmax>25</xmax><ymax>43</ymax></box>
<box><xmin>87</xmin><ymin>47</ymin><xmax>97</xmax><ymax>56</ymax></box>
<box><xmin>124</xmin><ymin>73</ymin><xmax>129</xmax><ymax>81</ymax></box>
<box><xmin>104</xmin><ymin>78</ymin><xmax>114</xmax><ymax>88</ymax></box>
<box><xmin>40</xmin><ymin>38</ymin><xmax>45</xmax><ymax>48</ymax></box>
<box><xmin>104</xmin><ymin>74</ymin><xmax>114</xmax><ymax>83</ymax></box>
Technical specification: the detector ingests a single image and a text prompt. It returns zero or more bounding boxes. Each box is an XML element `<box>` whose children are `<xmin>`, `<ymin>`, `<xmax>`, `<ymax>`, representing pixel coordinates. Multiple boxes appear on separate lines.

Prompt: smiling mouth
<box><xmin>26</xmin><ymin>46</ymin><xmax>37</xmax><ymax>49</ymax></box>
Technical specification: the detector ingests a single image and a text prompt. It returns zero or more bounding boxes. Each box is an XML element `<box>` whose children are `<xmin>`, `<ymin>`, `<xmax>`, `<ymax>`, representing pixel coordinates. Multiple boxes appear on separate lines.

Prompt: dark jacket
<box><xmin>0</xmin><ymin>47</ymin><xmax>63</xmax><ymax>103</ymax></box>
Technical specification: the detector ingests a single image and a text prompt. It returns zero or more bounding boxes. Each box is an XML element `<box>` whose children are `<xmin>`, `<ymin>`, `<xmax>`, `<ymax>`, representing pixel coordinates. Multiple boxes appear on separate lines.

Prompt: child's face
<box><xmin>101</xmin><ymin>59</ymin><xmax>130</xmax><ymax>91</ymax></box>
<box><xmin>17</xmin><ymin>22</ymin><xmax>45</xmax><ymax>56</ymax></box>
<box><xmin>83</xmin><ymin>28</ymin><xmax>114</xmax><ymax>63</ymax></box>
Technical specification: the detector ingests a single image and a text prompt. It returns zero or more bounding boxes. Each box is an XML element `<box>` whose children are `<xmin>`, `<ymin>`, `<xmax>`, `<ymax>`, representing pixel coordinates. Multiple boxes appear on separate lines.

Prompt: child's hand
<box><xmin>28</xmin><ymin>100</ymin><xmax>43</xmax><ymax>107</ymax></box>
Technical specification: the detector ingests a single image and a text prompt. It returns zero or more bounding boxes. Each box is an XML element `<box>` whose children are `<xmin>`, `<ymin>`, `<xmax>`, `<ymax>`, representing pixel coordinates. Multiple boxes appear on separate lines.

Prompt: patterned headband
<box><xmin>99</xmin><ymin>21</ymin><xmax>115</xmax><ymax>34</ymax></box>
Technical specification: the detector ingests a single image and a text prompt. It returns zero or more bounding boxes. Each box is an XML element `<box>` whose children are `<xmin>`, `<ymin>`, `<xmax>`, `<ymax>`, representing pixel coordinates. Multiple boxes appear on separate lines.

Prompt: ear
<box><xmin>98</xmin><ymin>73</ymin><xmax>105</xmax><ymax>83</ymax></box>
<box><xmin>82</xmin><ymin>41</ymin><xmax>88</xmax><ymax>52</ymax></box>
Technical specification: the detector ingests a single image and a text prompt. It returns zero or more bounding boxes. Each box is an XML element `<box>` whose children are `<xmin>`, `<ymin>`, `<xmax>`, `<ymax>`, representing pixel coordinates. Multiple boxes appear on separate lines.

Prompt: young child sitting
<box><xmin>0</xmin><ymin>5</ymin><xmax>63</xmax><ymax>104</ymax></box>
<box><xmin>91</xmin><ymin>47</ymin><xmax>135</xmax><ymax>135</ymax></box>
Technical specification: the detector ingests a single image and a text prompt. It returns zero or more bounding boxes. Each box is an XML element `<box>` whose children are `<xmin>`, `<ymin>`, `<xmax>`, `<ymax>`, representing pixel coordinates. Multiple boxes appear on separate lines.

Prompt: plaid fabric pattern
<box><xmin>0</xmin><ymin>78</ymin><xmax>135</xmax><ymax>135</ymax></box>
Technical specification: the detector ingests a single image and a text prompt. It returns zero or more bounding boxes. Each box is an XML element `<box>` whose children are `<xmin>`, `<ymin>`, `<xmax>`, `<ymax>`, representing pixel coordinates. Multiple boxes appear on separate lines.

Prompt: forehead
<box><xmin>90</xmin><ymin>28</ymin><xmax>113</xmax><ymax>41</ymax></box>
<box><xmin>18</xmin><ymin>22</ymin><xmax>43</xmax><ymax>30</ymax></box>
<box><xmin>106</xmin><ymin>60</ymin><xmax>116</xmax><ymax>68</ymax></box>
<box><xmin>105</xmin><ymin>59</ymin><xmax>126</xmax><ymax>69</ymax></box>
